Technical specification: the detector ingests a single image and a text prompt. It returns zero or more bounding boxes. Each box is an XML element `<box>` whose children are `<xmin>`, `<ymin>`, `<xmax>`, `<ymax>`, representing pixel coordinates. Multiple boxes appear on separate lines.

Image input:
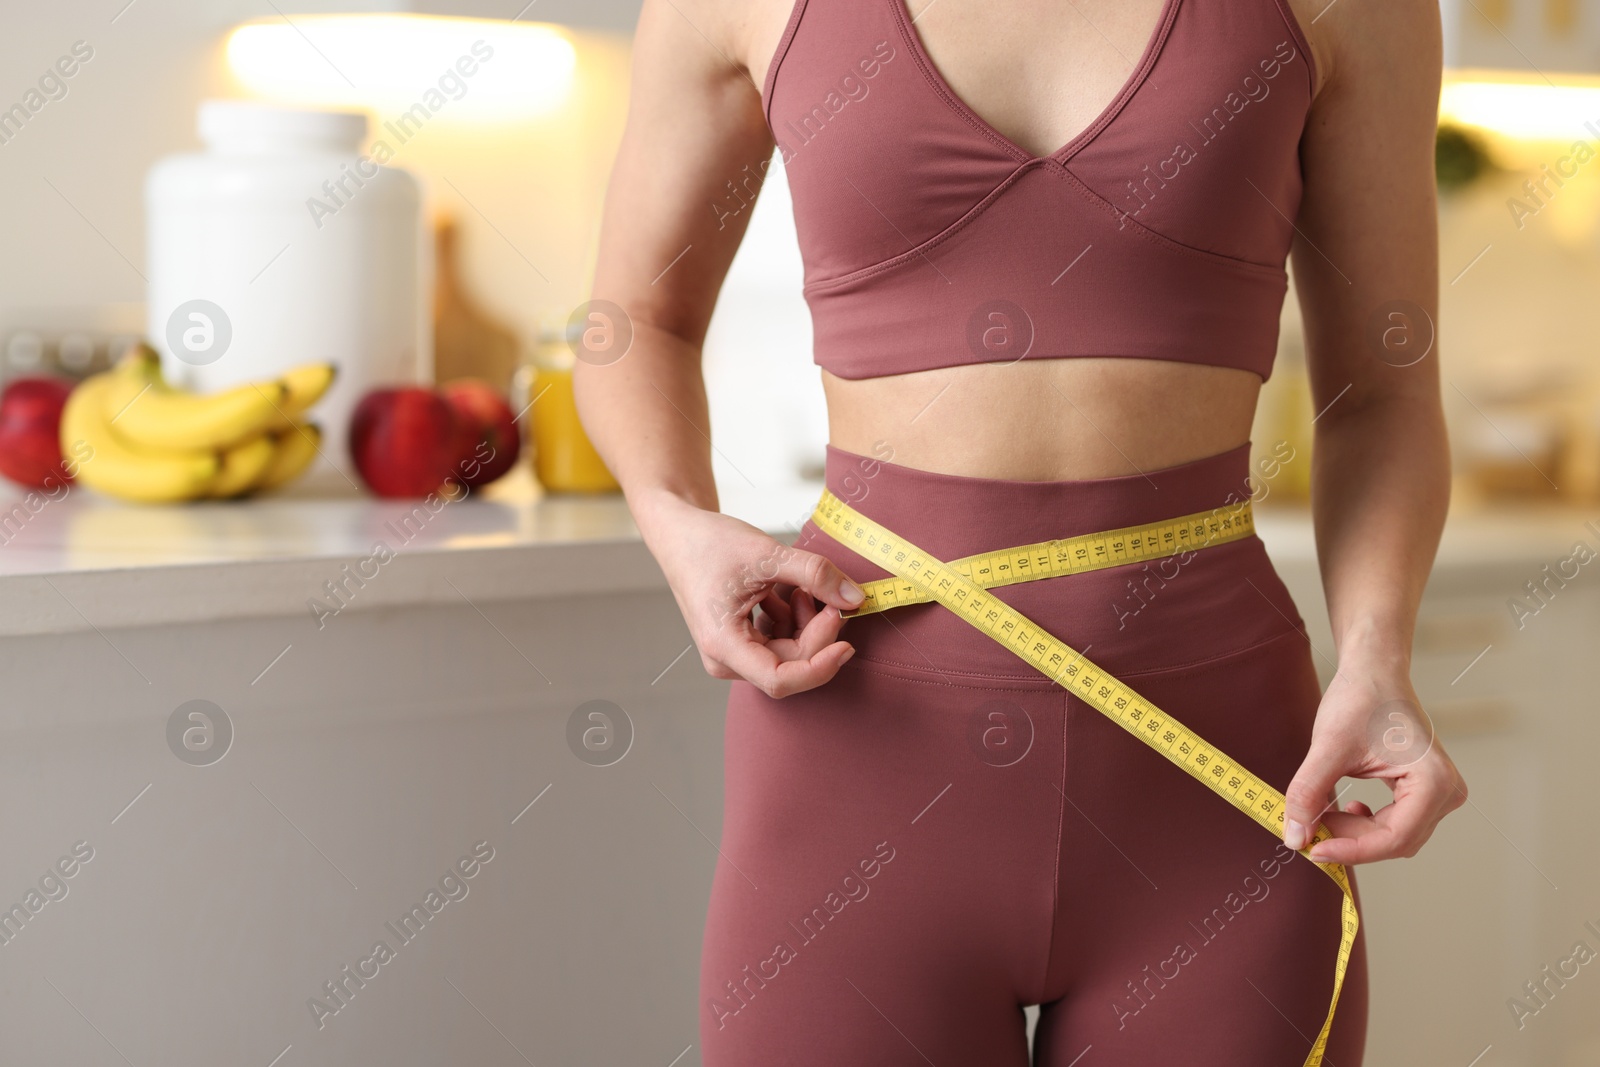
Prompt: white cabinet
<box><xmin>1266</xmin><ymin>522</ymin><xmax>1600</xmax><ymax>1067</ymax></box>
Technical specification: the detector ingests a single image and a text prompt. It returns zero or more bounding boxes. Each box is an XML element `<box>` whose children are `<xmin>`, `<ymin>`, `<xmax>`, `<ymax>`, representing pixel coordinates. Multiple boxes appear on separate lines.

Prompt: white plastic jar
<box><xmin>146</xmin><ymin>100</ymin><xmax>427</xmax><ymax>461</ymax></box>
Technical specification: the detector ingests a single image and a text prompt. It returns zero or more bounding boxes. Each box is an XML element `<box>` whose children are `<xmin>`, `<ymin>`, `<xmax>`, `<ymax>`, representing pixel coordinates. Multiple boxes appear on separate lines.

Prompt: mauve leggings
<box><xmin>698</xmin><ymin>443</ymin><xmax>1367</xmax><ymax>1066</ymax></box>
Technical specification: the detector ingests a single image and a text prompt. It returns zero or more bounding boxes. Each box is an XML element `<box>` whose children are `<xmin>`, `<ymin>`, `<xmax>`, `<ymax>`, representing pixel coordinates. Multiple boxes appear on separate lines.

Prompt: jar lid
<box><xmin>198</xmin><ymin>100</ymin><xmax>367</xmax><ymax>152</ymax></box>
<box><xmin>531</xmin><ymin>323</ymin><xmax>577</xmax><ymax>371</ymax></box>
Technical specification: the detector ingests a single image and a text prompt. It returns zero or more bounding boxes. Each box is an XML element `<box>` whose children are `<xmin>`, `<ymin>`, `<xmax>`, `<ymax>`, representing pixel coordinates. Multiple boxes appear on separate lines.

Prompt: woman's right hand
<box><xmin>644</xmin><ymin>494</ymin><xmax>865</xmax><ymax>698</ymax></box>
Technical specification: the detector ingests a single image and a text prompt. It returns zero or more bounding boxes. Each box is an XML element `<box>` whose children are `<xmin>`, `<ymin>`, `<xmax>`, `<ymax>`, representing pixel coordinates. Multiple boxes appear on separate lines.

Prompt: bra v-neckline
<box><xmin>891</xmin><ymin>0</ymin><xmax>1183</xmax><ymax>164</ymax></box>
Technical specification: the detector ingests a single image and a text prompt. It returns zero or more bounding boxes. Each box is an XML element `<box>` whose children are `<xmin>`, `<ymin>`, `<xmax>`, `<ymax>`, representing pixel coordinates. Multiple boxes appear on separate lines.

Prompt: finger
<box><xmin>777</xmin><ymin>640</ymin><xmax>854</xmax><ymax>690</ymax></box>
<box><xmin>790</xmin><ymin>604</ymin><xmax>847</xmax><ymax>658</ymax></box>
<box><xmin>760</xmin><ymin>588</ymin><xmax>792</xmax><ymax>625</ymax></box>
<box><xmin>1343</xmin><ymin>800</ymin><xmax>1374</xmax><ymax>818</ymax></box>
<box><xmin>790</xmin><ymin>586</ymin><xmax>818</xmax><ymax>632</ymax></box>
<box><xmin>738</xmin><ymin>604</ymin><xmax>847</xmax><ymax>664</ymax></box>
<box><xmin>715</xmin><ymin>611</ymin><xmax>851</xmax><ymax>692</ymax></box>
<box><xmin>719</xmin><ymin>631</ymin><xmax>855</xmax><ymax>698</ymax></box>
<box><xmin>1283</xmin><ymin>741</ymin><xmax>1353</xmax><ymax>850</ymax></box>
<box><xmin>712</xmin><ymin>630</ymin><xmax>782</xmax><ymax>687</ymax></box>
<box><xmin>1311</xmin><ymin>788</ymin><xmax>1434</xmax><ymax>864</ymax></box>
<box><xmin>1305</xmin><ymin>821</ymin><xmax>1405</xmax><ymax>865</ymax></box>
<box><xmin>771</xmin><ymin>547</ymin><xmax>865</xmax><ymax>611</ymax></box>
<box><xmin>759</xmin><ymin>590</ymin><xmax>794</xmax><ymax>639</ymax></box>
<box><xmin>1316</xmin><ymin>807</ymin><xmax>1379</xmax><ymax>840</ymax></box>
<box><xmin>752</xmin><ymin>606</ymin><xmax>775</xmax><ymax>639</ymax></box>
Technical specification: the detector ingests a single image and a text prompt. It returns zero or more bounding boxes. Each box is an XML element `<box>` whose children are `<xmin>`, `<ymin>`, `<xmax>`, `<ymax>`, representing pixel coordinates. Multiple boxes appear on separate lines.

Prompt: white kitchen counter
<box><xmin>0</xmin><ymin>466</ymin><xmax>1594</xmax><ymax>636</ymax></box>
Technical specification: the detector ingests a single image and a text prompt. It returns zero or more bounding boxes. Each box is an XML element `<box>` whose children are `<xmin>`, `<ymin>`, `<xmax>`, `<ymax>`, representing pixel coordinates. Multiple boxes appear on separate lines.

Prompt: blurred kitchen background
<box><xmin>3</xmin><ymin>0</ymin><xmax>1600</xmax><ymax>496</ymax></box>
<box><xmin>2</xmin><ymin>2</ymin><xmax>1600</xmax><ymax>1067</ymax></box>
<box><xmin>0</xmin><ymin>0</ymin><xmax>832</xmax><ymax>493</ymax></box>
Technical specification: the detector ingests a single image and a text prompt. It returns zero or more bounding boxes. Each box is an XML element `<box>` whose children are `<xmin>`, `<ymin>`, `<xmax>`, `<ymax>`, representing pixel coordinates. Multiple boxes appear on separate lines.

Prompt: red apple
<box><xmin>0</xmin><ymin>376</ymin><xmax>76</xmax><ymax>488</ymax></box>
<box><xmin>348</xmin><ymin>387</ymin><xmax>466</xmax><ymax>498</ymax></box>
<box><xmin>440</xmin><ymin>378</ymin><xmax>520</xmax><ymax>487</ymax></box>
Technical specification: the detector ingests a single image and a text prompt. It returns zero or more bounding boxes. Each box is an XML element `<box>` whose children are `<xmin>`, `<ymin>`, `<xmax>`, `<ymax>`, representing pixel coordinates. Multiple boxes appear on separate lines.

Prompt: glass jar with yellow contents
<box><xmin>526</xmin><ymin>320</ymin><xmax>620</xmax><ymax>493</ymax></box>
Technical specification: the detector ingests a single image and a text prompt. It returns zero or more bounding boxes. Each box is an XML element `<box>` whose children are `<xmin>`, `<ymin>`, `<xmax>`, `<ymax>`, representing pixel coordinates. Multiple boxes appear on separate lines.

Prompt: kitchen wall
<box><xmin>0</xmin><ymin>2</ymin><xmax>218</xmax><ymax>326</ymax></box>
<box><xmin>1430</xmin><ymin>126</ymin><xmax>1600</xmax><ymax>502</ymax></box>
<box><xmin>0</xmin><ymin>1</ymin><xmax>632</xmax><ymax>411</ymax></box>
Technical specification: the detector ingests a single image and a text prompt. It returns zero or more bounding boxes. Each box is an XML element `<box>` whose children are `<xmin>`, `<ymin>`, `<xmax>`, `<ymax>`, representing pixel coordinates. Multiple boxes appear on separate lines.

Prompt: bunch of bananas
<box><xmin>61</xmin><ymin>344</ymin><xmax>336</xmax><ymax>504</ymax></box>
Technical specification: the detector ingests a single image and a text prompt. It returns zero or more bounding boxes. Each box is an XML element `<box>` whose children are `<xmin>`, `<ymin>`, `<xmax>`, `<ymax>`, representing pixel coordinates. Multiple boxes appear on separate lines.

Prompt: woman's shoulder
<box><xmin>636</xmin><ymin>0</ymin><xmax>798</xmax><ymax>91</ymax></box>
<box><xmin>1281</xmin><ymin>0</ymin><xmax>1442</xmax><ymax>103</ymax></box>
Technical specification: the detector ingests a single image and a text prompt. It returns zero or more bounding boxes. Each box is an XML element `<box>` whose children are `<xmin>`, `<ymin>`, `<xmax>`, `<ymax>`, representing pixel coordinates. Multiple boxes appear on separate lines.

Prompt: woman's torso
<box><xmin>738</xmin><ymin>0</ymin><xmax>1330</xmax><ymax>481</ymax></box>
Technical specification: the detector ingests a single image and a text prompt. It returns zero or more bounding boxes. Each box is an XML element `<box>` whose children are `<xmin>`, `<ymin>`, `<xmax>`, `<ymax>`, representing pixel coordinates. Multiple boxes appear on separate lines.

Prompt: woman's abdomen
<box><xmin>822</xmin><ymin>358</ymin><xmax>1262</xmax><ymax>482</ymax></box>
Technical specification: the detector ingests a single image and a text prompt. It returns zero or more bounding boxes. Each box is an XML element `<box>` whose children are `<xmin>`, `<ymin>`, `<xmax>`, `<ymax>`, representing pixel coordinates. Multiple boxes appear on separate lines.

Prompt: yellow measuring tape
<box><xmin>811</xmin><ymin>490</ymin><xmax>1356</xmax><ymax>1067</ymax></box>
<box><xmin>842</xmin><ymin>500</ymin><xmax>1258</xmax><ymax>616</ymax></box>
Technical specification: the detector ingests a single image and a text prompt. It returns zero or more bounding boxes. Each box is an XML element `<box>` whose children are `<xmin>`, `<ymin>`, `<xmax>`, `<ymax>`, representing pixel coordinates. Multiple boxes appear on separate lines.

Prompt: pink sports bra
<box><xmin>760</xmin><ymin>0</ymin><xmax>1317</xmax><ymax>381</ymax></box>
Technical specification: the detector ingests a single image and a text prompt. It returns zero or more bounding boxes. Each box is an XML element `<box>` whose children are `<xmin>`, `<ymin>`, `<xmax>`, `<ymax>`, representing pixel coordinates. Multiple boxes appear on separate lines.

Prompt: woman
<box><xmin>575</xmin><ymin>0</ymin><xmax>1466</xmax><ymax>1062</ymax></box>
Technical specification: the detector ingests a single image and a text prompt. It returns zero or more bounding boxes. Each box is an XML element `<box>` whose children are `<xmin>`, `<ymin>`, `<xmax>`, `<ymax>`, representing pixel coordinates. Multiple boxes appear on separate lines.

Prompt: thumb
<box><xmin>771</xmin><ymin>546</ymin><xmax>865</xmax><ymax>611</ymax></box>
<box><xmin>1282</xmin><ymin>738</ymin><xmax>1347</xmax><ymax>851</ymax></box>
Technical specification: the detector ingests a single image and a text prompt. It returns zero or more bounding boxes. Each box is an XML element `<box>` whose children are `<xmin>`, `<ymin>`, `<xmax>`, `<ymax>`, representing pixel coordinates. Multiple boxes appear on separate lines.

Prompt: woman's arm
<box><xmin>574</xmin><ymin>0</ymin><xmax>864</xmax><ymax>697</ymax></box>
<box><xmin>575</xmin><ymin>0</ymin><xmax>763</xmax><ymax>518</ymax></box>
<box><xmin>1280</xmin><ymin>0</ymin><xmax>1467</xmax><ymax>863</ymax></box>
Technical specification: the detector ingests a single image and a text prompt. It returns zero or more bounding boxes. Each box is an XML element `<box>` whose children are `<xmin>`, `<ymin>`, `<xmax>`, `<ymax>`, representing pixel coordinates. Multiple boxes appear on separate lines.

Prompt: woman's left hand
<box><xmin>1281</xmin><ymin>656</ymin><xmax>1468</xmax><ymax>865</ymax></box>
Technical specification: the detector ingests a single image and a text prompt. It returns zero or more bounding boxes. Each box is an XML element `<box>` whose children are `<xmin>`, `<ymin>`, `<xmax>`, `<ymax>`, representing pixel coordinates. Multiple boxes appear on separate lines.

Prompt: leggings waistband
<box><xmin>800</xmin><ymin>442</ymin><xmax>1304</xmax><ymax>683</ymax></box>
<box><xmin>822</xmin><ymin>442</ymin><xmax>1260</xmax><ymax>556</ymax></box>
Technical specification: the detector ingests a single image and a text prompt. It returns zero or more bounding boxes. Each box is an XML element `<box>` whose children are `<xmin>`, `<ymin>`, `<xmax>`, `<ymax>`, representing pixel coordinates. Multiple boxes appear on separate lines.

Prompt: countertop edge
<box><xmin>0</xmin><ymin>539</ymin><xmax>669</xmax><ymax>637</ymax></box>
<box><xmin>1</xmin><ymin>493</ymin><xmax>1590</xmax><ymax>636</ymax></box>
